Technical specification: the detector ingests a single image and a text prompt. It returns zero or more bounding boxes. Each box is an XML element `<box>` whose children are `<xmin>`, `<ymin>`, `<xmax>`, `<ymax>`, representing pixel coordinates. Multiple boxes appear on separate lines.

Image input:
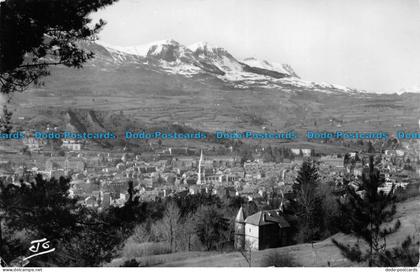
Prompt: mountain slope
<box><xmin>10</xmin><ymin>40</ymin><xmax>420</xmax><ymax>139</ymax></box>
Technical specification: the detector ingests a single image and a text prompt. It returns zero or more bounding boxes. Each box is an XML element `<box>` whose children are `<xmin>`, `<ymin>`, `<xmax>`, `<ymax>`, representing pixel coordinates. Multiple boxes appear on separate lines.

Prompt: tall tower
<box><xmin>197</xmin><ymin>150</ymin><xmax>205</xmax><ymax>185</ymax></box>
<box><xmin>234</xmin><ymin>206</ymin><xmax>246</xmax><ymax>250</ymax></box>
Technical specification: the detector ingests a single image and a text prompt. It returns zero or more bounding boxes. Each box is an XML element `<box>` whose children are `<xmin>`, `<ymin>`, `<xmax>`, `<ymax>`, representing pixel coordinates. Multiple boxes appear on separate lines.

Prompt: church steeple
<box><xmin>199</xmin><ymin>149</ymin><xmax>204</xmax><ymax>162</ymax></box>
<box><xmin>234</xmin><ymin>206</ymin><xmax>246</xmax><ymax>250</ymax></box>
<box><xmin>197</xmin><ymin>150</ymin><xmax>205</xmax><ymax>185</ymax></box>
<box><xmin>235</xmin><ymin>206</ymin><xmax>245</xmax><ymax>223</ymax></box>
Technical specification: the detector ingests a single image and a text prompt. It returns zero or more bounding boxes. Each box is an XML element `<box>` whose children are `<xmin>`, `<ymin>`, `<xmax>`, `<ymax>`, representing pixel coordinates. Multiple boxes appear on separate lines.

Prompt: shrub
<box><xmin>379</xmin><ymin>236</ymin><xmax>420</xmax><ymax>267</ymax></box>
<box><xmin>261</xmin><ymin>251</ymin><xmax>299</xmax><ymax>267</ymax></box>
<box><xmin>121</xmin><ymin>239</ymin><xmax>171</xmax><ymax>259</ymax></box>
<box><xmin>139</xmin><ymin>257</ymin><xmax>164</xmax><ymax>267</ymax></box>
<box><xmin>119</xmin><ymin>257</ymin><xmax>164</xmax><ymax>267</ymax></box>
<box><xmin>120</xmin><ymin>259</ymin><xmax>140</xmax><ymax>267</ymax></box>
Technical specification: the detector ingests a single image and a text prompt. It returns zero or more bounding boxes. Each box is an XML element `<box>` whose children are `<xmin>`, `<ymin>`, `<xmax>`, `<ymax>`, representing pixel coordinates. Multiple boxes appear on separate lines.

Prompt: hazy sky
<box><xmin>91</xmin><ymin>0</ymin><xmax>420</xmax><ymax>93</ymax></box>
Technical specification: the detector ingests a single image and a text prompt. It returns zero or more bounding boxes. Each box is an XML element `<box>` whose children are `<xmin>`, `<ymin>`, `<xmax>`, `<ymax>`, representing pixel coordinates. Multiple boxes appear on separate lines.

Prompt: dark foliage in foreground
<box><xmin>287</xmin><ymin>159</ymin><xmax>323</xmax><ymax>244</ymax></box>
<box><xmin>260</xmin><ymin>251</ymin><xmax>300</xmax><ymax>267</ymax></box>
<box><xmin>0</xmin><ymin>0</ymin><xmax>118</xmax><ymax>132</ymax></box>
<box><xmin>0</xmin><ymin>0</ymin><xmax>118</xmax><ymax>93</ymax></box>
<box><xmin>378</xmin><ymin>236</ymin><xmax>419</xmax><ymax>267</ymax></box>
<box><xmin>332</xmin><ymin>156</ymin><xmax>402</xmax><ymax>266</ymax></box>
<box><xmin>0</xmin><ymin>175</ymin><xmax>124</xmax><ymax>266</ymax></box>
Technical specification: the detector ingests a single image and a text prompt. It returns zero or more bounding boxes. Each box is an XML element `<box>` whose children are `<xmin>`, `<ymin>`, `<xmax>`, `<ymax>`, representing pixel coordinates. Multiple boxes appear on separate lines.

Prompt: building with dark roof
<box><xmin>235</xmin><ymin>208</ymin><xmax>290</xmax><ymax>250</ymax></box>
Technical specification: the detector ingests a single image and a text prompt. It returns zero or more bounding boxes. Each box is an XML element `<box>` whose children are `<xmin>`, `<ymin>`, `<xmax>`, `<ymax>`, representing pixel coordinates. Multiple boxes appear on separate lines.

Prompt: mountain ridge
<box><xmin>92</xmin><ymin>39</ymin><xmax>360</xmax><ymax>95</ymax></box>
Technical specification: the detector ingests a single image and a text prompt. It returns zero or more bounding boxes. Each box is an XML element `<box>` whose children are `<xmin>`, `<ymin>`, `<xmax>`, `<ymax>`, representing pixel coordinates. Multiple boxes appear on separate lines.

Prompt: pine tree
<box><xmin>290</xmin><ymin>159</ymin><xmax>322</xmax><ymax>244</ymax></box>
<box><xmin>332</xmin><ymin>156</ymin><xmax>400</xmax><ymax>266</ymax></box>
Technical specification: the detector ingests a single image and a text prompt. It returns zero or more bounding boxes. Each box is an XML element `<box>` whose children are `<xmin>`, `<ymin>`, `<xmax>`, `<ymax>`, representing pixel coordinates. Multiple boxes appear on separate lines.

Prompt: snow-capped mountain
<box><xmin>90</xmin><ymin>39</ymin><xmax>360</xmax><ymax>95</ymax></box>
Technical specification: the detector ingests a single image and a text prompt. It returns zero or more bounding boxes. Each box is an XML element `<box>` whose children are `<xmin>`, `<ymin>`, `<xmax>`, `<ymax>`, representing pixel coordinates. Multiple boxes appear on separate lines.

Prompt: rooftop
<box><xmin>245</xmin><ymin>209</ymin><xmax>290</xmax><ymax>228</ymax></box>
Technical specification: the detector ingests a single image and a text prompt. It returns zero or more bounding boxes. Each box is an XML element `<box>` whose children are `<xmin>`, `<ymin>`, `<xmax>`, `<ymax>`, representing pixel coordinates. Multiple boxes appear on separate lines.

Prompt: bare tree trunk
<box><xmin>170</xmin><ymin>224</ymin><xmax>174</xmax><ymax>252</ymax></box>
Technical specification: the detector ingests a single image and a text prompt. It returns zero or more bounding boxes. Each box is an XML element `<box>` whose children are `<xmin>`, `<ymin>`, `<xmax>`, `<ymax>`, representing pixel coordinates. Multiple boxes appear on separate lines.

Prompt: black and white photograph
<box><xmin>0</xmin><ymin>0</ymin><xmax>420</xmax><ymax>269</ymax></box>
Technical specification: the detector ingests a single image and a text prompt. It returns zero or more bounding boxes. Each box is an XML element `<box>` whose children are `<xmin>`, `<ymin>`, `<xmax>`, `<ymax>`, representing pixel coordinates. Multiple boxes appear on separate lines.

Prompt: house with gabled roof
<box><xmin>235</xmin><ymin>207</ymin><xmax>290</xmax><ymax>251</ymax></box>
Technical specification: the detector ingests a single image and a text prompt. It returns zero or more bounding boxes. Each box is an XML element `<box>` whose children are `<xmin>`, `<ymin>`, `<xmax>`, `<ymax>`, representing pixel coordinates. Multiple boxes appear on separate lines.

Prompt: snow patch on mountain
<box><xmin>98</xmin><ymin>40</ymin><xmax>180</xmax><ymax>57</ymax></box>
<box><xmin>158</xmin><ymin>60</ymin><xmax>202</xmax><ymax>77</ymax></box>
<box><xmin>242</xmin><ymin>57</ymin><xmax>294</xmax><ymax>77</ymax></box>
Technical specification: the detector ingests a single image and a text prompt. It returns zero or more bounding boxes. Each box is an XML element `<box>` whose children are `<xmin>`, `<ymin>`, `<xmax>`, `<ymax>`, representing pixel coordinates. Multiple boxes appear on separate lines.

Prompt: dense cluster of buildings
<box><xmin>1</xmin><ymin>128</ymin><xmax>420</xmax><ymax>250</ymax></box>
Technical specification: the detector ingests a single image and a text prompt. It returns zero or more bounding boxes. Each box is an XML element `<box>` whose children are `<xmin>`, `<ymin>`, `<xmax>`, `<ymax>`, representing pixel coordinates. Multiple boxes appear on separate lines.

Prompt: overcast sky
<box><xmin>91</xmin><ymin>0</ymin><xmax>420</xmax><ymax>93</ymax></box>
